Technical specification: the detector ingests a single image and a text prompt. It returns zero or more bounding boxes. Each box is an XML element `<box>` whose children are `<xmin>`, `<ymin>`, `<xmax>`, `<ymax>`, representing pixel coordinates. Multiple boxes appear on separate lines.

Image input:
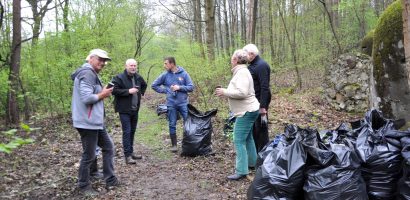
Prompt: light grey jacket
<box><xmin>71</xmin><ymin>63</ymin><xmax>105</xmax><ymax>130</ymax></box>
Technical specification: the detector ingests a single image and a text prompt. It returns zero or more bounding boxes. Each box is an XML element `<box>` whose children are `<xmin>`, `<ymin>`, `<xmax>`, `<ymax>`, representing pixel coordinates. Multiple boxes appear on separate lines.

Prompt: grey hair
<box><xmin>125</xmin><ymin>59</ymin><xmax>137</xmax><ymax>66</ymax></box>
<box><xmin>243</xmin><ymin>44</ymin><xmax>259</xmax><ymax>56</ymax></box>
<box><xmin>232</xmin><ymin>49</ymin><xmax>249</xmax><ymax>64</ymax></box>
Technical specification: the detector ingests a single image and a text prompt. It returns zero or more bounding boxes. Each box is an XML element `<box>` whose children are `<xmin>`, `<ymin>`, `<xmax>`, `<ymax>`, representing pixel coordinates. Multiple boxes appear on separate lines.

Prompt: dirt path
<box><xmin>0</xmin><ymin>90</ymin><xmax>251</xmax><ymax>200</ymax></box>
<box><xmin>0</xmin><ymin>86</ymin><xmax>361</xmax><ymax>199</ymax></box>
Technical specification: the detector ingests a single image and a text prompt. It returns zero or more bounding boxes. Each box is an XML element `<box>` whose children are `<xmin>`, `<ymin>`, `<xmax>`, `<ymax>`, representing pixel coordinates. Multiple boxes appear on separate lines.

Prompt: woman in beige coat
<box><xmin>216</xmin><ymin>49</ymin><xmax>260</xmax><ymax>180</ymax></box>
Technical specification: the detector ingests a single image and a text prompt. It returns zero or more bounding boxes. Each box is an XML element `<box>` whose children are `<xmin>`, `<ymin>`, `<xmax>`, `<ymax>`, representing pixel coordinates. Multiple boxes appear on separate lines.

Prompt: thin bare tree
<box><xmin>205</xmin><ymin>0</ymin><xmax>215</xmax><ymax>61</ymax></box>
<box><xmin>247</xmin><ymin>0</ymin><xmax>258</xmax><ymax>43</ymax></box>
<box><xmin>318</xmin><ymin>0</ymin><xmax>342</xmax><ymax>55</ymax></box>
<box><xmin>7</xmin><ymin>0</ymin><xmax>22</xmax><ymax>125</ymax></box>
<box><xmin>26</xmin><ymin>0</ymin><xmax>53</xmax><ymax>45</ymax></box>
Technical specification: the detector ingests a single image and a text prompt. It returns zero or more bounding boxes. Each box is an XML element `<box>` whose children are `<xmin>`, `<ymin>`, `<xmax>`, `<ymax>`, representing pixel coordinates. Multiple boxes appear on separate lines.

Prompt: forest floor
<box><xmin>0</xmin><ymin>68</ymin><xmax>364</xmax><ymax>200</ymax></box>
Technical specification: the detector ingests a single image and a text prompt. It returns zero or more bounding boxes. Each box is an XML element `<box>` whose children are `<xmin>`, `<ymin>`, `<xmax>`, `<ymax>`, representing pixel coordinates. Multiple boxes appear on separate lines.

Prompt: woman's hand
<box><xmin>215</xmin><ymin>88</ymin><xmax>225</xmax><ymax>97</ymax></box>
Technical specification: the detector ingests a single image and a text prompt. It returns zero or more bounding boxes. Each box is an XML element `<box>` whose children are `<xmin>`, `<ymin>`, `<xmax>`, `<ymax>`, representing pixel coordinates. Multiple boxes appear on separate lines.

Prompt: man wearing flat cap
<box><xmin>71</xmin><ymin>49</ymin><xmax>121</xmax><ymax>195</ymax></box>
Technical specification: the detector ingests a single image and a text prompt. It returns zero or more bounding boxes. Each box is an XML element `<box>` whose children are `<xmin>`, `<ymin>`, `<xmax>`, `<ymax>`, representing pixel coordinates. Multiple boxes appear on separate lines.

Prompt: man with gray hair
<box><xmin>243</xmin><ymin>44</ymin><xmax>272</xmax><ymax>153</ymax></box>
<box><xmin>112</xmin><ymin>59</ymin><xmax>147</xmax><ymax>164</ymax></box>
<box><xmin>71</xmin><ymin>49</ymin><xmax>121</xmax><ymax>195</ymax></box>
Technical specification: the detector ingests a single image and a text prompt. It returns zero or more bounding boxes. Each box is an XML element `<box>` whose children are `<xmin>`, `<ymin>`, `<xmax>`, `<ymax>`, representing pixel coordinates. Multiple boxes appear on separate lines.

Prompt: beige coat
<box><xmin>223</xmin><ymin>64</ymin><xmax>260</xmax><ymax>117</ymax></box>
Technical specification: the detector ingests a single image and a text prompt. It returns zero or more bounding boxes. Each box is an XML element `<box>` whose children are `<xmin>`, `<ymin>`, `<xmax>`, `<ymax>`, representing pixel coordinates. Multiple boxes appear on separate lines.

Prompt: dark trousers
<box><xmin>77</xmin><ymin>128</ymin><xmax>116</xmax><ymax>188</ymax></box>
<box><xmin>252</xmin><ymin>114</ymin><xmax>269</xmax><ymax>153</ymax></box>
<box><xmin>119</xmin><ymin>112</ymin><xmax>139</xmax><ymax>157</ymax></box>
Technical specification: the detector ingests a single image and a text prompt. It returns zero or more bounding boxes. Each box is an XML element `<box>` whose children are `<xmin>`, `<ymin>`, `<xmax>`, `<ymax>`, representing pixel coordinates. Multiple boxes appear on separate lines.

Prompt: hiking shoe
<box><xmin>227</xmin><ymin>174</ymin><xmax>246</xmax><ymax>181</ymax></box>
<box><xmin>125</xmin><ymin>156</ymin><xmax>136</xmax><ymax>164</ymax></box>
<box><xmin>131</xmin><ymin>153</ymin><xmax>143</xmax><ymax>160</ymax></box>
<box><xmin>79</xmin><ymin>186</ymin><xmax>99</xmax><ymax>196</ymax></box>
<box><xmin>106</xmin><ymin>179</ymin><xmax>122</xmax><ymax>190</ymax></box>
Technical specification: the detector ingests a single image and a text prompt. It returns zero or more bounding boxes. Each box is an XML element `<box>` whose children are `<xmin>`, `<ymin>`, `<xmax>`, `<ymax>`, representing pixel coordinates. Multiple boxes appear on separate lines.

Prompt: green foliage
<box><xmin>0</xmin><ymin>123</ymin><xmax>37</xmax><ymax>154</ymax></box>
<box><xmin>361</xmin><ymin>29</ymin><xmax>375</xmax><ymax>56</ymax></box>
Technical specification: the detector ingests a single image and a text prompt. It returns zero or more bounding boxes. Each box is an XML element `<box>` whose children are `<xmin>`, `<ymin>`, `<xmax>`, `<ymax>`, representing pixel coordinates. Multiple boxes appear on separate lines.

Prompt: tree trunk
<box><xmin>247</xmin><ymin>0</ymin><xmax>258</xmax><ymax>43</ymax></box>
<box><xmin>7</xmin><ymin>0</ymin><xmax>22</xmax><ymax>125</ymax></box>
<box><xmin>63</xmin><ymin>0</ymin><xmax>69</xmax><ymax>32</ymax></box>
<box><xmin>223</xmin><ymin>0</ymin><xmax>230</xmax><ymax>56</ymax></box>
<box><xmin>205</xmin><ymin>0</ymin><xmax>215</xmax><ymax>61</ymax></box>
<box><xmin>269</xmin><ymin>0</ymin><xmax>275</xmax><ymax>65</ymax></box>
<box><xmin>239</xmin><ymin>0</ymin><xmax>246</xmax><ymax>43</ymax></box>
<box><xmin>193</xmin><ymin>0</ymin><xmax>206</xmax><ymax>59</ymax></box>
<box><xmin>404</xmin><ymin>0</ymin><xmax>410</xmax><ymax>88</ymax></box>
<box><xmin>27</xmin><ymin>0</ymin><xmax>53</xmax><ymax>46</ymax></box>
<box><xmin>275</xmin><ymin>0</ymin><xmax>302</xmax><ymax>90</ymax></box>
<box><xmin>217</xmin><ymin>0</ymin><xmax>224</xmax><ymax>52</ymax></box>
<box><xmin>228</xmin><ymin>0</ymin><xmax>237</xmax><ymax>49</ymax></box>
<box><xmin>318</xmin><ymin>0</ymin><xmax>342</xmax><ymax>55</ymax></box>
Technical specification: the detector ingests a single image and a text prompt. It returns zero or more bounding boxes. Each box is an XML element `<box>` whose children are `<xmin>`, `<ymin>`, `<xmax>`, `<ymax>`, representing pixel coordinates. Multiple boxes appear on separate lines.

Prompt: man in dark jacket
<box><xmin>151</xmin><ymin>57</ymin><xmax>194</xmax><ymax>152</ymax></box>
<box><xmin>112</xmin><ymin>59</ymin><xmax>147</xmax><ymax>164</ymax></box>
<box><xmin>243</xmin><ymin>44</ymin><xmax>272</xmax><ymax>153</ymax></box>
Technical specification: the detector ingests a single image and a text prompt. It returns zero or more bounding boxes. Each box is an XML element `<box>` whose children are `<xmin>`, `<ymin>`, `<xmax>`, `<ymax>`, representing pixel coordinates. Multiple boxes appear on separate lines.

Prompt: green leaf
<box><xmin>0</xmin><ymin>144</ymin><xmax>11</xmax><ymax>154</ymax></box>
<box><xmin>20</xmin><ymin>123</ymin><xmax>31</xmax><ymax>132</ymax></box>
<box><xmin>2</xmin><ymin>129</ymin><xmax>17</xmax><ymax>136</ymax></box>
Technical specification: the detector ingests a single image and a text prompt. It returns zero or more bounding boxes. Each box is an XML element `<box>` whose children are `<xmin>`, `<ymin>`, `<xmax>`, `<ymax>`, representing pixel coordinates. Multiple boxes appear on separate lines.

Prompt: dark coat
<box><xmin>112</xmin><ymin>70</ymin><xmax>147</xmax><ymax>113</ymax></box>
<box><xmin>248</xmin><ymin>55</ymin><xmax>272</xmax><ymax>109</ymax></box>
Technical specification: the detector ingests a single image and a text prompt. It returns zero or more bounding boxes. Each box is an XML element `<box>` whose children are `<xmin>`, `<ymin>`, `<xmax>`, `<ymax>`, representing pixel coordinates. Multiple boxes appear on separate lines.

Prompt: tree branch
<box><xmin>159</xmin><ymin>0</ymin><xmax>206</xmax><ymax>22</ymax></box>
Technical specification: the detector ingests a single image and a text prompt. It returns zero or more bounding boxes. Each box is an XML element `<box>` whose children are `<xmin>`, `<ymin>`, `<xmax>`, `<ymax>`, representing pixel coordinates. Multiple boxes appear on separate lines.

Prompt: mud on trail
<box><xmin>0</xmin><ymin>86</ymin><xmax>361</xmax><ymax>199</ymax></box>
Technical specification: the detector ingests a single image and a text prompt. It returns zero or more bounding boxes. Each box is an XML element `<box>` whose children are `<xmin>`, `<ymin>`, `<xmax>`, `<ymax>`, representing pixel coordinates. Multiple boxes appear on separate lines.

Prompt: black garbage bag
<box><xmin>304</xmin><ymin>126</ymin><xmax>367</xmax><ymax>200</ymax></box>
<box><xmin>156</xmin><ymin>104</ymin><xmax>181</xmax><ymax>120</ymax></box>
<box><xmin>181</xmin><ymin>104</ymin><xmax>217</xmax><ymax>157</ymax></box>
<box><xmin>399</xmin><ymin>164</ymin><xmax>410</xmax><ymax>200</ymax></box>
<box><xmin>156</xmin><ymin>104</ymin><xmax>168</xmax><ymax>116</ymax></box>
<box><xmin>301</xmin><ymin>128</ymin><xmax>335</xmax><ymax>167</ymax></box>
<box><xmin>356</xmin><ymin>109</ymin><xmax>403</xmax><ymax>200</ymax></box>
<box><xmin>248</xmin><ymin>125</ymin><xmax>306</xmax><ymax>200</ymax></box>
<box><xmin>255</xmin><ymin>124</ymin><xmax>299</xmax><ymax>168</ymax></box>
<box><xmin>255</xmin><ymin>135</ymin><xmax>282</xmax><ymax>168</ymax></box>
<box><xmin>398</xmin><ymin>130</ymin><xmax>410</xmax><ymax>200</ymax></box>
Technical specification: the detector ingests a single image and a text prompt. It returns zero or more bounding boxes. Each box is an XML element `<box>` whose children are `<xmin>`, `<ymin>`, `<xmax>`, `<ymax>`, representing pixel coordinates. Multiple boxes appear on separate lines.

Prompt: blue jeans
<box><xmin>77</xmin><ymin>128</ymin><xmax>117</xmax><ymax>188</ymax></box>
<box><xmin>233</xmin><ymin>110</ymin><xmax>259</xmax><ymax>175</ymax></box>
<box><xmin>119</xmin><ymin>112</ymin><xmax>139</xmax><ymax>157</ymax></box>
<box><xmin>167</xmin><ymin>105</ymin><xmax>188</xmax><ymax>135</ymax></box>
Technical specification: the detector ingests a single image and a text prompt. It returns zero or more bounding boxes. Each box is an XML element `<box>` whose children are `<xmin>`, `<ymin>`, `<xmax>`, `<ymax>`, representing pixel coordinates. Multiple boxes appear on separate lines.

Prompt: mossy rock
<box><xmin>372</xmin><ymin>0</ymin><xmax>410</xmax><ymax>122</ymax></box>
<box><xmin>361</xmin><ymin>30</ymin><xmax>374</xmax><ymax>56</ymax></box>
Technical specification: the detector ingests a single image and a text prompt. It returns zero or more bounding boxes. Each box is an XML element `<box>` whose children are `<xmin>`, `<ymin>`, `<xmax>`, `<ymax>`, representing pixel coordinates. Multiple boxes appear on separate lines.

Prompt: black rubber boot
<box><xmin>170</xmin><ymin>134</ymin><xmax>177</xmax><ymax>153</ymax></box>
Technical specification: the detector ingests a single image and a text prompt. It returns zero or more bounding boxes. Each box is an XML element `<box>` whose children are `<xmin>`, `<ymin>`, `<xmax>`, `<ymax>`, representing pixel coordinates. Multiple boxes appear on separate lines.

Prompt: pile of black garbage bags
<box><xmin>248</xmin><ymin>109</ymin><xmax>410</xmax><ymax>200</ymax></box>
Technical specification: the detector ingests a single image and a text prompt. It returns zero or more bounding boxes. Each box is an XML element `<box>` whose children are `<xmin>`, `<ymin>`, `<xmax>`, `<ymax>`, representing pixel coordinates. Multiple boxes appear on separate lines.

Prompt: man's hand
<box><xmin>259</xmin><ymin>108</ymin><xmax>267</xmax><ymax>115</ymax></box>
<box><xmin>129</xmin><ymin>87</ymin><xmax>139</xmax><ymax>94</ymax></box>
<box><xmin>170</xmin><ymin>84</ymin><xmax>180</xmax><ymax>91</ymax></box>
<box><xmin>98</xmin><ymin>86</ymin><xmax>113</xmax><ymax>100</ymax></box>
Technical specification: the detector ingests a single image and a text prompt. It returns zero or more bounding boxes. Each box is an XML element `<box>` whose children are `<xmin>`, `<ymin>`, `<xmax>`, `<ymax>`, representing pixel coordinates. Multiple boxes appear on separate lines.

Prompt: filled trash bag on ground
<box><xmin>255</xmin><ymin>135</ymin><xmax>282</xmax><ymax>168</ymax></box>
<box><xmin>304</xmin><ymin>125</ymin><xmax>367</xmax><ymax>200</ymax></box>
<box><xmin>156</xmin><ymin>104</ymin><xmax>168</xmax><ymax>116</ymax></box>
<box><xmin>181</xmin><ymin>104</ymin><xmax>217</xmax><ymax>157</ymax></box>
<box><xmin>255</xmin><ymin>124</ymin><xmax>299</xmax><ymax>168</ymax></box>
<box><xmin>355</xmin><ymin>109</ymin><xmax>403</xmax><ymax>200</ymax></box>
<box><xmin>398</xmin><ymin>130</ymin><xmax>410</xmax><ymax>200</ymax></box>
<box><xmin>156</xmin><ymin>104</ymin><xmax>181</xmax><ymax>120</ymax></box>
<box><xmin>399</xmin><ymin>163</ymin><xmax>410</xmax><ymax>200</ymax></box>
<box><xmin>248</xmin><ymin>124</ymin><xmax>306</xmax><ymax>200</ymax></box>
